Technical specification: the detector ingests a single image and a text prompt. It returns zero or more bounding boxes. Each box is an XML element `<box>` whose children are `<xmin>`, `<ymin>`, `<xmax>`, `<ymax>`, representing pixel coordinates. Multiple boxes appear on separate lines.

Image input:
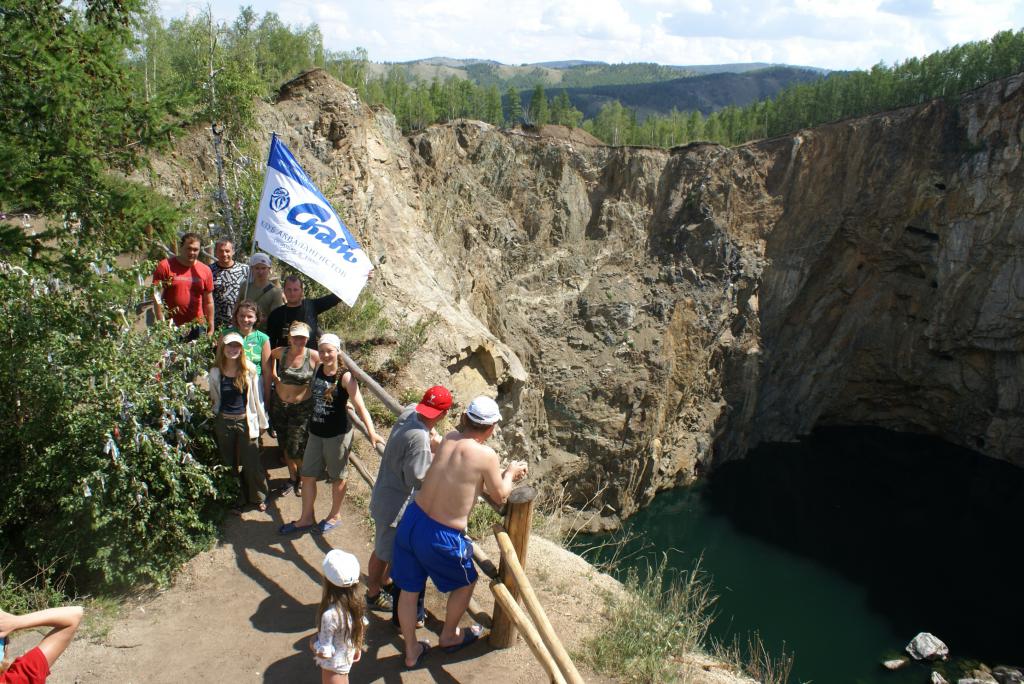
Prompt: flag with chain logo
<box><xmin>254</xmin><ymin>134</ymin><xmax>372</xmax><ymax>306</ymax></box>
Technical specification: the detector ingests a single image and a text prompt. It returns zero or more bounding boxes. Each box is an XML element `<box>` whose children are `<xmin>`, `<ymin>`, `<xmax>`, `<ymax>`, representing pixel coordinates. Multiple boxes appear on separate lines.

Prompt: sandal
<box><xmin>405</xmin><ymin>641</ymin><xmax>430</xmax><ymax>670</ymax></box>
<box><xmin>441</xmin><ymin>624</ymin><xmax>483</xmax><ymax>653</ymax></box>
<box><xmin>278</xmin><ymin>521</ymin><xmax>316</xmax><ymax>535</ymax></box>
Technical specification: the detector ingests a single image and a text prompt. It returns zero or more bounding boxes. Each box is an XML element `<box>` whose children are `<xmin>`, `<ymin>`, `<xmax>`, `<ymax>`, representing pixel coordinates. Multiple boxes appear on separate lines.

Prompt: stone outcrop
<box><xmin>150</xmin><ymin>68</ymin><xmax>1024</xmax><ymax>522</ymax></box>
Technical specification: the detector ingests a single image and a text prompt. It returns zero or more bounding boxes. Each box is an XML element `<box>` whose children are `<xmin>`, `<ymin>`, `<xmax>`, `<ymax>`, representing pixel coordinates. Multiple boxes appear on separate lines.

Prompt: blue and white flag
<box><xmin>254</xmin><ymin>134</ymin><xmax>371</xmax><ymax>306</ymax></box>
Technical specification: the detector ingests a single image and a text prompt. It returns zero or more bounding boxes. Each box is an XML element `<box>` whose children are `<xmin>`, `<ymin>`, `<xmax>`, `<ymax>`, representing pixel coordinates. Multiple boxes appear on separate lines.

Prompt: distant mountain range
<box><xmin>364</xmin><ymin>57</ymin><xmax>828</xmax><ymax>118</ymax></box>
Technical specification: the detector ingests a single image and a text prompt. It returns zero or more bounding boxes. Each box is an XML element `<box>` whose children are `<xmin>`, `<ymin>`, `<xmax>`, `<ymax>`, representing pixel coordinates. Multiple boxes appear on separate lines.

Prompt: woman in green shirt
<box><xmin>229</xmin><ymin>299</ymin><xmax>271</xmax><ymax>403</ymax></box>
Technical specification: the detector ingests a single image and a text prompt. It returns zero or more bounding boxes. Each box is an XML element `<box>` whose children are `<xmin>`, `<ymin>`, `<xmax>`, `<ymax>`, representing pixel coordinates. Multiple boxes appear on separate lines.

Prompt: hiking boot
<box><xmin>366</xmin><ymin>591</ymin><xmax>393</xmax><ymax>611</ymax></box>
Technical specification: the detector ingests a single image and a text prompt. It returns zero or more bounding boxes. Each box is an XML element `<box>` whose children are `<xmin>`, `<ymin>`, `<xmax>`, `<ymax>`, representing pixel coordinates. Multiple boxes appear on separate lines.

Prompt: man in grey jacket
<box><xmin>366</xmin><ymin>385</ymin><xmax>452</xmax><ymax>614</ymax></box>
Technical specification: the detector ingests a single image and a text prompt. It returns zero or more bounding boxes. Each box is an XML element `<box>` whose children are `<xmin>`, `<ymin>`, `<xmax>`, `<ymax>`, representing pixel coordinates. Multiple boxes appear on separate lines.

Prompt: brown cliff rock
<box><xmin>151</xmin><ymin>68</ymin><xmax>1024</xmax><ymax>523</ymax></box>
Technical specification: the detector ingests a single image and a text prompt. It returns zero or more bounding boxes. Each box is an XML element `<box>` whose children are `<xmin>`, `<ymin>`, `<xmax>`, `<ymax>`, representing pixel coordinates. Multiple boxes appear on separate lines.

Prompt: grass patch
<box><xmin>0</xmin><ymin>562</ymin><xmax>68</xmax><ymax>615</ymax></box>
<box><xmin>364</xmin><ymin>392</ymin><xmax>397</xmax><ymax>428</ymax></box>
<box><xmin>80</xmin><ymin>595</ymin><xmax>122</xmax><ymax>642</ymax></box>
<box><xmin>467</xmin><ymin>502</ymin><xmax>503</xmax><ymax>540</ymax></box>
<box><xmin>398</xmin><ymin>388</ymin><xmax>422</xmax><ymax>406</ymax></box>
<box><xmin>579</xmin><ymin>555</ymin><xmax>715</xmax><ymax>684</ymax></box>
<box><xmin>712</xmin><ymin>632</ymin><xmax>795</xmax><ymax>684</ymax></box>
<box><xmin>318</xmin><ymin>291</ymin><xmax>389</xmax><ymax>345</ymax></box>
<box><xmin>1</xmin><ymin>563</ymin><xmax>120</xmax><ymax>643</ymax></box>
<box><xmin>381</xmin><ymin>312</ymin><xmax>439</xmax><ymax>376</ymax></box>
<box><xmin>346</xmin><ymin>490</ymin><xmax>375</xmax><ymax>533</ymax></box>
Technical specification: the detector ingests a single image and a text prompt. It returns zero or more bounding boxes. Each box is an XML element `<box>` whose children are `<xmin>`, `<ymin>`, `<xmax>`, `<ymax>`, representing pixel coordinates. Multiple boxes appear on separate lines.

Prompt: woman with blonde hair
<box><xmin>210</xmin><ymin>331</ymin><xmax>269</xmax><ymax>513</ymax></box>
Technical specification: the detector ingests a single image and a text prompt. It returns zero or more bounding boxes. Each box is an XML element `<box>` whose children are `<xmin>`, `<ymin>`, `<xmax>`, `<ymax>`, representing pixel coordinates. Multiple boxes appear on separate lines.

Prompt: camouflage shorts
<box><xmin>269</xmin><ymin>393</ymin><xmax>313</xmax><ymax>460</ymax></box>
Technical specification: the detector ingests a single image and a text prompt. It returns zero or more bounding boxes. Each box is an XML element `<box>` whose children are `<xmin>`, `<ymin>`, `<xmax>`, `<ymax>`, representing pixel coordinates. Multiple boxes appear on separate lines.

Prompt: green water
<box><xmin>577</xmin><ymin>427</ymin><xmax>1024</xmax><ymax>683</ymax></box>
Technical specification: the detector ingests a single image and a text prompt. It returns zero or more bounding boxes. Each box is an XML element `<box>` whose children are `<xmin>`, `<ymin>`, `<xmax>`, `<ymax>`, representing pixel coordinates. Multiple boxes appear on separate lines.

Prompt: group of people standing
<box><xmin>152</xmin><ymin>233</ymin><xmax>530</xmax><ymax>680</ymax></box>
<box><xmin>153</xmin><ymin>233</ymin><xmax>383</xmax><ymax>534</ymax></box>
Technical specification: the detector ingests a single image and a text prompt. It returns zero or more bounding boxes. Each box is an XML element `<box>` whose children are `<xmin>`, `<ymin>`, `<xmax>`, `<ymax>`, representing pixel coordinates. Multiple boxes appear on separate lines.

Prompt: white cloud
<box><xmin>164</xmin><ymin>0</ymin><xmax>1024</xmax><ymax>70</ymax></box>
<box><xmin>541</xmin><ymin>0</ymin><xmax>642</xmax><ymax>41</ymax></box>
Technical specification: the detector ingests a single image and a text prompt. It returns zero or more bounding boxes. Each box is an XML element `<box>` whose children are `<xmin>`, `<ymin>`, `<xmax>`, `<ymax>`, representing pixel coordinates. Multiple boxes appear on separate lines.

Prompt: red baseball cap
<box><xmin>415</xmin><ymin>385</ymin><xmax>453</xmax><ymax>419</ymax></box>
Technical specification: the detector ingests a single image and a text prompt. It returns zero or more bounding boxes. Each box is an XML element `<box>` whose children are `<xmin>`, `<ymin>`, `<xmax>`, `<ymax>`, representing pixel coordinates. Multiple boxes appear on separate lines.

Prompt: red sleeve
<box><xmin>152</xmin><ymin>259</ymin><xmax>169</xmax><ymax>286</ymax></box>
<box><xmin>200</xmin><ymin>264</ymin><xmax>214</xmax><ymax>294</ymax></box>
<box><xmin>2</xmin><ymin>646</ymin><xmax>51</xmax><ymax>684</ymax></box>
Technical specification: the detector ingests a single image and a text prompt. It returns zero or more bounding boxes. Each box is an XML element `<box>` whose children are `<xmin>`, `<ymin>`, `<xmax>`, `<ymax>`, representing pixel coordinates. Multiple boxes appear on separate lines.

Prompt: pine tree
<box><xmin>506</xmin><ymin>87</ymin><xmax>523</xmax><ymax>125</ymax></box>
<box><xmin>527</xmin><ymin>84</ymin><xmax>548</xmax><ymax>126</ymax></box>
<box><xmin>485</xmin><ymin>85</ymin><xmax>503</xmax><ymax>126</ymax></box>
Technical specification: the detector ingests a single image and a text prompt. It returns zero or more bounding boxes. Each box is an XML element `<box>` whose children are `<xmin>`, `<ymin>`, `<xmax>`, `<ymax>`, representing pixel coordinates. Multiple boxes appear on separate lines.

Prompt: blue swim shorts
<box><xmin>391</xmin><ymin>500</ymin><xmax>478</xmax><ymax>594</ymax></box>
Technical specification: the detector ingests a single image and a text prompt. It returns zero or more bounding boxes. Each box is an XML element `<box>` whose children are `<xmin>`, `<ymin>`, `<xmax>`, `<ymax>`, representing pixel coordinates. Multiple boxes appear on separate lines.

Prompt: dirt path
<box><xmin>42</xmin><ymin>440</ymin><xmax>621</xmax><ymax>684</ymax></box>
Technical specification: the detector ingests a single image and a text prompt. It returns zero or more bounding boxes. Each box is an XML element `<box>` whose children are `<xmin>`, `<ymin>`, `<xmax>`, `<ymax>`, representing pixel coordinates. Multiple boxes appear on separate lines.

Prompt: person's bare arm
<box><xmin>345</xmin><ymin>373</ymin><xmax>384</xmax><ymax>447</ymax></box>
<box><xmin>203</xmin><ymin>292</ymin><xmax>215</xmax><ymax>337</ymax></box>
<box><xmin>0</xmin><ymin>606</ymin><xmax>84</xmax><ymax>667</ymax></box>
<box><xmin>149</xmin><ymin>278</ymin><xmax>163</xmax><ymax>321</ymax></box>
<box><xmin>480</xmin><ymin>452</ymin><xmax>529</xmax><ymax>506</ymax></box>
<box><xmin>269</xmin><ymin>348</ymin><xmax>281</xmax><ymax>385</ymax></box>
<box><xmin>258</xmin><ymin>339</ymin><xmax>270</xmax><ymax>382</ymax></box>
<box><xmin>481</xmin><ymin>456</ymin><xmax>524</xmax><ymax>505</ymax></box>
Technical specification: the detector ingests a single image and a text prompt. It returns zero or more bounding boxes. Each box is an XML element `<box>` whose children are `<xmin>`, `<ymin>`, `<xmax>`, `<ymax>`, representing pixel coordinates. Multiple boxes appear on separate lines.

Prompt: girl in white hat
<box><xmin>311</xmin><ymin>549</ymin><xmax>367</xmax><ymax>682</ymax></box>
<box><xmin>280</xmin><ymin>332</ymin><xmax>384</xmax><ymax>535</ymax></box>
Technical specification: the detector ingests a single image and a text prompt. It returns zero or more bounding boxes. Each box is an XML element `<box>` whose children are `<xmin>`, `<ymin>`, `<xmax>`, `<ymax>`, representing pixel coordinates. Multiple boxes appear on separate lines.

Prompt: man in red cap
<box><xmin>366</xmin><ymin>386</ymin><xmax>452</xmax><ymax>619</ymax></box>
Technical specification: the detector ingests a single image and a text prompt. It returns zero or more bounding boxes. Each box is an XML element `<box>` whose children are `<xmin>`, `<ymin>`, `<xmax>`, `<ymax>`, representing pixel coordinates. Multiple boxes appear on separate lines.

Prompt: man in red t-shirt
<box><xmin>0</xmin><ymin>605</ymin><xmax>83</xmax><ymax>684</ymax></box>
<box><xmin>152</xmin><ymin>232</ymin><xmax>215</xmax><ymax>342</ymax></box>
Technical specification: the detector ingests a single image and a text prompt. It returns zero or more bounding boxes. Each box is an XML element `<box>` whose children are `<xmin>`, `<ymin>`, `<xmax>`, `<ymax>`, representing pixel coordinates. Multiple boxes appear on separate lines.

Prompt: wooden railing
<box><xmin>339</xmin><ymin>350</ymin><xmax>583</xmax><ymax>683</ymax></box>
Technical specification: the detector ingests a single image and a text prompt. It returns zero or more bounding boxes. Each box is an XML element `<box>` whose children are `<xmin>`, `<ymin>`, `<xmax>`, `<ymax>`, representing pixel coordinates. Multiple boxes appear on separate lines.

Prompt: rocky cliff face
<box><xmin>152</xmin><ymin>69</ymin><xmax>1024</xmax><ymax>523</ymax></box>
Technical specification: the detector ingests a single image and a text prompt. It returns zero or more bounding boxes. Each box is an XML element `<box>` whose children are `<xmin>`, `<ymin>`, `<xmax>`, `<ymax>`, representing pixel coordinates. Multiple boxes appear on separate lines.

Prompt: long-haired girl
<box><xmin>311</xmin><ymin>549</ymin><xmax>367</xmax><ymax>682</ymax></box>
<box><xmin>209</xmin><ymin>331</ymin><xmax>269</xmax><ymax>513</ymax></box>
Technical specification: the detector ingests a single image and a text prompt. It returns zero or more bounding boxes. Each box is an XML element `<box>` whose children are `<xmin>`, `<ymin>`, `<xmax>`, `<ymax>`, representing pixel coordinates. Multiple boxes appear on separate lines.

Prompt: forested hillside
<box><xmin>125</xmin><ymin>4</ymin><xmax>1024</xmax><ymax>151</ymax></box>
<box><xmin>588</xmin><ymin>28</ymin><xmax>1024</xmax><ymax>147</ymax></box>
<box><xmin>555</xmin><ymin>67</ymin><xmax>822</xmax><ymax>120</ymax></box>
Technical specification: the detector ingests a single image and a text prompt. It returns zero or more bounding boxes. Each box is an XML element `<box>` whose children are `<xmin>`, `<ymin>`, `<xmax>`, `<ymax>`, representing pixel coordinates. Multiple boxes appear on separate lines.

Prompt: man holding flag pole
<box><xmin>253</xmin><ymin>134</ymin><xmax>376</xmax><ymax>492</ymax></box>
<box><xmin>253</xmin><ymin>133</ymin><xmax>373</xmax><ymax>332</ymax></box>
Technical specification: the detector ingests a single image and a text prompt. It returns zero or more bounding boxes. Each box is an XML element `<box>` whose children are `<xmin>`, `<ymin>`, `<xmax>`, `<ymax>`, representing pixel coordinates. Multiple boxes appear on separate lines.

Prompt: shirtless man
<box><xmin>390</xmin><ymin>396</ymin><xmax>528</xmax><ymax>668</ymax></box>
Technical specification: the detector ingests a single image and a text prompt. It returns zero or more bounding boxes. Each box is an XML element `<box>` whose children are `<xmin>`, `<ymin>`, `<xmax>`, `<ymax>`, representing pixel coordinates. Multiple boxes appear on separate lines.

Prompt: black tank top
<box><xmin>309</xmin><ymin>366</ymin><xmax>350</xmax><ymax>438</ymax></box>
<box><xmin>219</xmin><ymin>373</ymin><xmax>246</xmax><ymax>414</ymax></box>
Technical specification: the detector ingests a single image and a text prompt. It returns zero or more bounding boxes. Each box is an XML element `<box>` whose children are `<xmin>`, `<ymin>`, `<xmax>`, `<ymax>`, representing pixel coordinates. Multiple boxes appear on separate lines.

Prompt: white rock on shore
<box><xmin>907</xmin><ymin>632</ymin><xmax>949</xmax><ymax>661</ymax></box>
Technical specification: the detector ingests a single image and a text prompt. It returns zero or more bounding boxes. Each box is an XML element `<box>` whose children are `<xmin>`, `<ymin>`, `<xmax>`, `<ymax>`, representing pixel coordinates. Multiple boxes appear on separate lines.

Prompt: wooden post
<box><xmin>490</xmin><ymin>581</ymin><xmax>567</xmax><ymax>684</ymax></box>
<box><xmin>493</xmin><ymin>528</ymin><xmax>586</xmax><ymax>684</ymax></box>
<box><xmin>489</xmin><ymin>485</ymin><xmax>536</xmax><ymax>648</ymax></box>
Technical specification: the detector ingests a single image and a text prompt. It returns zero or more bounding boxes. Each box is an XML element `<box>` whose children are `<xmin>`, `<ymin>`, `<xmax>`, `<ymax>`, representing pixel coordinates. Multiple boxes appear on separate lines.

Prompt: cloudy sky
<box><xmin>158</xmin><ymin>0</ymin><xmax>1024</xmax><ymax>70</ymax></box>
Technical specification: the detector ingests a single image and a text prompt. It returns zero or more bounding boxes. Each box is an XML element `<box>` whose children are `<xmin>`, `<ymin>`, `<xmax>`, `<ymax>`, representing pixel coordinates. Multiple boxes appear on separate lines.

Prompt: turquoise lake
<box><xmin>576</xmin><ymin>427</ymin><xmax>1024</xmax><ymax>683</ymax></box>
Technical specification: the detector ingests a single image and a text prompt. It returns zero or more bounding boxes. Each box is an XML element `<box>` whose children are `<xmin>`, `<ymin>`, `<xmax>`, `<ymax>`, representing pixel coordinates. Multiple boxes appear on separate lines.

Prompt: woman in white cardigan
<box><xmin>210</xmin><ymin>331</ymin><xmax>270</xmax><ymax>512</ymax></box>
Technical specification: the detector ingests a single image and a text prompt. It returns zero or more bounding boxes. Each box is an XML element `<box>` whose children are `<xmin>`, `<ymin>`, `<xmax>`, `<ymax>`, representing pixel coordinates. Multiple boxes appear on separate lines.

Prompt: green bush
<box><xmin>467</xmin><ymin>502</ymin><xmax>503</xmax><ymax>540</ymax></box>
<box><xmin>0</xmin><ymin>261</ymin><xmax>228</xmax><ymax>594</ymax></box>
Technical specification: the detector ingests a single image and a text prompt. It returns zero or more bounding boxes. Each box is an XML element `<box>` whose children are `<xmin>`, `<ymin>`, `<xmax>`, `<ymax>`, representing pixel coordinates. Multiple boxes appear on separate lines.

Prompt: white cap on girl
<box><xmin>323</xmin><ymin>549</ymin><xmax>360</xmax><ymax>587</ymax></box>
<box><xmin>319</xmin><ymin>333</ymin><xmax>342</xmax><ymax>351</ymax></box>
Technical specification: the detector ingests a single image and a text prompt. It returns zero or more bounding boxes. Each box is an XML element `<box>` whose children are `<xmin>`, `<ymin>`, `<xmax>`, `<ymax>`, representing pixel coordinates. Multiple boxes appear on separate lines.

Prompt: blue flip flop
<box><xmin>278</xmin><ymin>521</ymin><xmax>316</xmax><ymax>535</ymax></box>
<box><xmin>442</xmin><ymin>624</ymin><xmax>483</xmax><ymax>653</ymax></box>
<box><xmin>317</xmin><ymin>518</ymin><xmax>341</xmax><ymax>534</ymax></box>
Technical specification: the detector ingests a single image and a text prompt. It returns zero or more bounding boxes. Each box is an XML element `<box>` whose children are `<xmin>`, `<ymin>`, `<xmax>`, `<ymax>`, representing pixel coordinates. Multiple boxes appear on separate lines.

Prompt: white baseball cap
<box><xmin>318</xmin><ymin>333</ymin><xmax>342</xmax><ymax>351</ymax></box>
<box><xmin>466</xmin><ymin>396</ymin><xmax>501</xmax><ymax>425</ymax></box>
<box><xmin>249</xmin><ymin>253</ymin><xmax>271</xmax><ymax>267</ymax></box>
<box><xmin>221</xmin><ymin>332</ymin><xmax>244</xmax><ymax>346</ymax></box>
<box><xmin>322</xmin><ymin>549</ymin><xmax>360</xmax><ymax>587</ymax></box>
